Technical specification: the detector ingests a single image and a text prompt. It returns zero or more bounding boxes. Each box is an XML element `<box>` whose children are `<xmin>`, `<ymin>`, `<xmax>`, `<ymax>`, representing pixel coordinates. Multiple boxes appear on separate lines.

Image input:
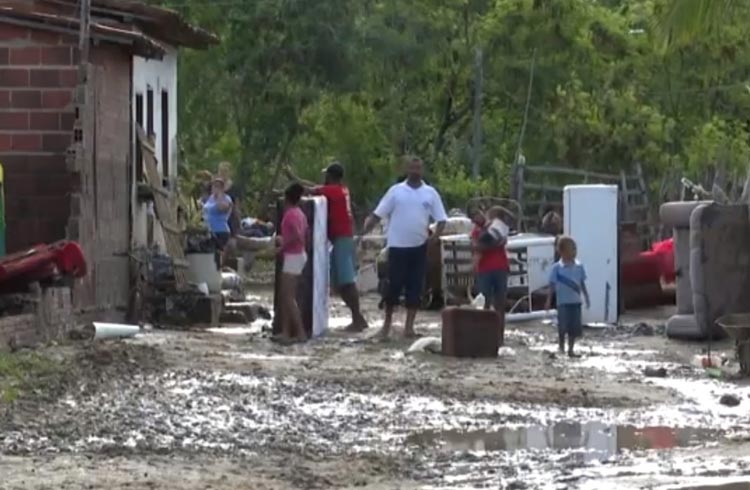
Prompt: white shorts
<box><xmin>282</xmin><ymin>253</ymin><xmax>307</xmax><ymax>275</ymax></box>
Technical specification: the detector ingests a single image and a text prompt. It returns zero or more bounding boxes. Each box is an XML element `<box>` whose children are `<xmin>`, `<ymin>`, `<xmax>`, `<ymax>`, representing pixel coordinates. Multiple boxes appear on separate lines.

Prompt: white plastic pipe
<box><xmin>86</xmin><ymin>322</ymin><xmax>141</xmax><ymax>339</ymax></box>
<box><xmin>506</xmin><ymin>309</ymin><xmax>557</xmax><ymax>323</ymax></box>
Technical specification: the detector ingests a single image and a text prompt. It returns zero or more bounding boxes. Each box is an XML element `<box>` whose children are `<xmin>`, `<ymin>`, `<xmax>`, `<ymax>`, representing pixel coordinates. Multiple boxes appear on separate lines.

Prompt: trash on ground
<box><xmin>644</xmin><ymin>366</ymin><xmax>668</xmax><ymax>378</ymax></box>
<box><xmin>498</xmin><ymin>346</ymin><xmax>516</xmax><ymax>357</ymax></box>
<box><xmin>407</xmin><ymin>336</ymin><xmax>442</xmax><ymax>354</ymax></box>
<box><xmin>83</xmin><ymin>322</ymin><xmax>141</xmax><ymax>340</ymax></box>
<box><xmin>471</xmin><ymin>293</ymin><xmax>486</xmax><ymax>309</ymax></box>
<box><xmin>692</xmin><ymin>354</ymin><xmax>724</xmax><ymax>369</ymax></box>
<box><xmin>633</xmin><ymin>322</ymin><xmax>656</xmax><ymax>336</ymax></box>
<box><xmin>720</xmin><ymin>394</ymin><xmax>742</xmax><ymax>407</ymax></box>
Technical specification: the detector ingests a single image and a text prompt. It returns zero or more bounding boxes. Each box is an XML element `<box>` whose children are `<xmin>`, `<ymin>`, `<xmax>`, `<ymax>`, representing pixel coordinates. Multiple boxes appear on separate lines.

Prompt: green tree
<box><xmin>657</xmin><ymin>0</ymin><xmax>741</xmax><ymax>48</ymax></box>
<box><xmin>157</xmin><ymin>0</ymin><xmax>750</xmax><ymax>212</ymax></box>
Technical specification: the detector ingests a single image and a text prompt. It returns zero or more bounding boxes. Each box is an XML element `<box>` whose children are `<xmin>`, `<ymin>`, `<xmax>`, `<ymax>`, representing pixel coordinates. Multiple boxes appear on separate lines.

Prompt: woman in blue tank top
<box><xmin>202</xmin><ymin>178</ymin><xmax>233</xmax><ymax>258</ymax></box>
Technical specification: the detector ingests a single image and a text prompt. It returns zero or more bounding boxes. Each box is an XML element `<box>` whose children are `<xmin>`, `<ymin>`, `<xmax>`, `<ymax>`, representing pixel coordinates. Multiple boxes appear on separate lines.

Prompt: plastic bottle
<box><xmin>471</xmin><ymin>293</ymin><xmax>486</xmax><ymax>309</ymax></box>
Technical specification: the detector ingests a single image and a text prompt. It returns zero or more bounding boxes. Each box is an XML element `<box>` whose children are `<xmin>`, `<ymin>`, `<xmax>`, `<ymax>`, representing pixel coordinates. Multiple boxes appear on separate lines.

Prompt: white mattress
<box><xmin>310</xmin><ymin>196</ymin><xmax>329</xmax><ymax>338</ymax></box>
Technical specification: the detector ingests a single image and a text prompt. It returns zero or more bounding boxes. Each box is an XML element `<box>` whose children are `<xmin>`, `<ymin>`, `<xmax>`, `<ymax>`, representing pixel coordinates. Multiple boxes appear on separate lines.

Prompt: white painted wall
<box><xmin>131</xmin><ymin>49</ymin><xmax>178</xmax><ymax>249</ymax></box>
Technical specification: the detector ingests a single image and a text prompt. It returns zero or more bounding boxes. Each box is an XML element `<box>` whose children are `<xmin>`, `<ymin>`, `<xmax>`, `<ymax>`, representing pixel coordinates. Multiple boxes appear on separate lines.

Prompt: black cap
<box><xmin>323</xmin><ymin>161</ymin><xmax>344</xmax><ymax>179</ymax></box>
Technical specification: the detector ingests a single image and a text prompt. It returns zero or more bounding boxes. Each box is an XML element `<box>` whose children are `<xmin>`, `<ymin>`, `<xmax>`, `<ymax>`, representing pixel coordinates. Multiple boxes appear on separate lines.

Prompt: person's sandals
<box><xmin>344</xmin><ymin>322</ymin><xmax>369</xmax><ymax>333</ymax></box>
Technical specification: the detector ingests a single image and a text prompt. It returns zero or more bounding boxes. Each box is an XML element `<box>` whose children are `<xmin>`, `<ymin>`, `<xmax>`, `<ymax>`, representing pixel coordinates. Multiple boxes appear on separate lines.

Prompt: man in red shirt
<box><xmin>471</xmin><ymin>207</ymin><xmax>510</xmax><ymax>318</ymax></box>
<box><xmin>287</xmin><ymin>162</ymin><xmax>368</xmax><ymax>332</ymax></box>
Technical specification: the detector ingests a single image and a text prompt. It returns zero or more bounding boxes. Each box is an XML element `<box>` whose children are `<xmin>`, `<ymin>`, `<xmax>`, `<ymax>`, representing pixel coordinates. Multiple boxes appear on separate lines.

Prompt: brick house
<box><xmin>0</xmin><ymin>0</ymin><xmax>216</xmax><ymax>317</ymax></box>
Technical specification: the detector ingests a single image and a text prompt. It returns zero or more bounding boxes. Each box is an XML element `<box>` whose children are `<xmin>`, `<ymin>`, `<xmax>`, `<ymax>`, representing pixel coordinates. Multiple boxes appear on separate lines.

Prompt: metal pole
<box><xmin>78</xmin><ymin>0</ymin><xmax>91</xmax><ymax>65</ymax></box>
<box><xmin>471</xmin><ymin>47</ymin><xmax>483</xmax><ymax>182</ymax></box>
<box><xmin>514</xmin><ymin>48</ymin><xmax>537</xmax><ymax>166</ymax></box>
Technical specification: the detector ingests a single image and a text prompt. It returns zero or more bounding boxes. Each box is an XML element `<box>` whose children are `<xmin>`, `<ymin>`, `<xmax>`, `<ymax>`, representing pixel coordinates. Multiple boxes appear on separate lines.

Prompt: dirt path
<box><xmin>2</xmin><ymin>292</ymin><xmax>750</xmax><ymax>489</ymax></box>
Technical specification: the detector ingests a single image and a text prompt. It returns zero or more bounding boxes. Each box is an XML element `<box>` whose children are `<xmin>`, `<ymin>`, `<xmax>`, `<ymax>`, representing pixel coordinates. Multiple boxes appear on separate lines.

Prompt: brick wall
<box><xmin>0</xmin><ymin>23</ymin><xmax>77</xmax><ymax>252</ymax></box>
<box><xmin>66</xmin><ymin>44</ymin><xmax>132</xmax><ymax>313</ymax></box>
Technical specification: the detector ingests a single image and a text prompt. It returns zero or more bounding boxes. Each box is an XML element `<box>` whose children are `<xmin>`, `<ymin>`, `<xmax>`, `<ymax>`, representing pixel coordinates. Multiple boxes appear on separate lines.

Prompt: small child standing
<box><xmin>471</xmin><ymin>207</ymin><xmax>510</xmax><ymax>315</ymax></box>
<box><xmin>545</xmin><ymin>236</ymin><xmax>590</xmax><ymax>358</ymax></box>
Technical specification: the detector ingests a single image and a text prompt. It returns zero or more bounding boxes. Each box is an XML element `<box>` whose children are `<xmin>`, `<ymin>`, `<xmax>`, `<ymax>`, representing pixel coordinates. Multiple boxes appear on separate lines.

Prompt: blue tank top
<box><xmin>203</xmin><ymin>194</ymin><xmax>233</xmax><ymax>233</ymax></box>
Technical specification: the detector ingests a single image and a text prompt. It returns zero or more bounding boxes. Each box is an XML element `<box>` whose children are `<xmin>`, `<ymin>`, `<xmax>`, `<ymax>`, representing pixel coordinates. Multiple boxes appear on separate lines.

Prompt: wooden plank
<box><xmin>628</xmin><ymin>204</ymin><xmax>649</xmax><ymax>212</ymax></box>
<box><xmin>519</xmin><ymin>200</ymin><xmax>558</xmax><ymax>210</ymax></box>
<box><xmin>137</xmin><ymin>125</ymin><xmax>188</xmax><ymax>289</ymax></box>
<box><xmin>160</xmin><ymin>222</ymin><xmax>182</xmax><ymax>234</ymax></box>
<box><xmin>636</xmin><ymin>162</ymin><xmax>651</xmax><ymax>207</ymax></box>
<box><xmin>521</xmin><ymin>184</ymin><xmax>647</xmax><ymax>197</ymax></box>
<box><xmin>523</xmin><ymin>183</ymin><xmax>563</xmax><ymax>193</ymax></box>
<box><xmin>444</xmin><ymin>258</ymin><xmax>474</xmax><ymax>265</ymax></box>
<box><xmin>149</xmin><ymin>184</ymin><xmax>170</xmax><ymax>198</ymax></box>
<box><xmin>172</xmin><ymin>258</ymin><xmax>189</xmax><ymax>269</ymax></box>
<box><xmin>523</xmin><ymin>165</ymin><xmax>621</xmax><ymax>181</ymax></box>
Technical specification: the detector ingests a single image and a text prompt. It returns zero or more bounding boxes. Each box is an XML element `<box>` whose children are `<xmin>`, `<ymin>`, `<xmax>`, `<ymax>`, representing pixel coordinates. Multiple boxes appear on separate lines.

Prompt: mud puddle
<box><xmin>411</xmin><ymin>422</ymin><xmax>735</xmax><ymax>489</ymax></box>
<box><xmin>675</xmin><ymin>483</ymin><xmax>750</xmax><ymax>490</ymax></box>
<box><xmin>408</xmin><ymin>422</ymin><xmax>717</xmax><ymax>461</ymax></box>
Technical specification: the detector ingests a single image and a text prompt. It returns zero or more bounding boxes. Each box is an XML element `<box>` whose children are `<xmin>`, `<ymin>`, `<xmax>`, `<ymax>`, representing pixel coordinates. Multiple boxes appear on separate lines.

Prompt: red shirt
<box><xmin>316</xmin><ymin>184</ymin><xmax>354</xmax><ymax>239</ymax></box>
<box><xmin>471</xmin><ymin>225</ymin><xmax>510</xmax><ymax>273</ymax></box>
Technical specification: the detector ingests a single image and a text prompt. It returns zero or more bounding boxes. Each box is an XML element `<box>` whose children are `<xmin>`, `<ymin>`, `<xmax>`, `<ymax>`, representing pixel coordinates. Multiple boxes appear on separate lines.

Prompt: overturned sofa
<box><xmin>661</xmin><ymin>202</ymin><xmax>750</xmax><ymax>340</ymax></box>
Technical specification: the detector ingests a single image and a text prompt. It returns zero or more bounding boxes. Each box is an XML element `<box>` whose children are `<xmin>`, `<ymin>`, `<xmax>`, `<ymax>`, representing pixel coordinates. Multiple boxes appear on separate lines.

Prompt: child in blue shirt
<box><xmin>545</xmin><ymin>236</ymin><xmax>590</xmax><ymax>358</ymax></box>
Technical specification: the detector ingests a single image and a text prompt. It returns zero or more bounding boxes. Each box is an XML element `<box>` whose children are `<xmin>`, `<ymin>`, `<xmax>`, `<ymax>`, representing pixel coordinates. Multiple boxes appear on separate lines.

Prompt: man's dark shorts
<box><xmin>475</xmin><ymin>270</ymin><xmax>508</xmax><ymax>303</ymax></box>
<box><xmin>386</xmin><ymin>244</ymin><xmax>427</xmax><ymax>308</ymax></box>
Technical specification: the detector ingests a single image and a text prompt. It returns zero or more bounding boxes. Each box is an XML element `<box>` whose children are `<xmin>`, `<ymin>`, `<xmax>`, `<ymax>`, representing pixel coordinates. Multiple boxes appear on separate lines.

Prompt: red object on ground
<box><xmin>0</xmin><ymin>240</ymin><xmax>86</xmax><ymax>292</ymax></box>
<box><xmin>50</xmin><ymin>241</ymin><xmax>87</xmax><ymax>278</ymax></box>
<box><xmin>651</xmin><ymin>239</ymin><xmax>675</xmax><ymax>283</ymax></box>
<box><xmin>621</xmin><ymin>252</ymin><xmax>662</xmax><ymax>285</ymax></box>
<box><xmin>620</xmin><ymin>238</ymin><xmax>676</xmax><ymax>309</ymax></box>
<box><xmin>621</xmin><ymin>238</ymin><xmax>675</xmax><ymax>286</ymax></box>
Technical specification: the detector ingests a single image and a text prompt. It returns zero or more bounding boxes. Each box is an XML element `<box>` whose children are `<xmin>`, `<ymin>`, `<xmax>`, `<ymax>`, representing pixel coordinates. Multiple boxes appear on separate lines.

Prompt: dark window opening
<box><xmin>135</xmin><ymin>93</ymin><xmax>144</xmax><ymax>182</ymax></box>
<box><xmin>146</xmin><ymin>87</ymin><xmax>154</xmax><ymax>136</ymax></box>
<box><xmin>161</xmin><ymin>90</ymin><xmax>169</xmax><ymax>180</ymax></box>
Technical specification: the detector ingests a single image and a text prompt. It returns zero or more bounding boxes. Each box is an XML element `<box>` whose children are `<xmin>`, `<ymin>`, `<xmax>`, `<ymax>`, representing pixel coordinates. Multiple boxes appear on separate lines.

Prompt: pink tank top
<box><xmin>281</xmin><ymin>207</ymin><xmax>308</xmax><ymax>255</ymax></box>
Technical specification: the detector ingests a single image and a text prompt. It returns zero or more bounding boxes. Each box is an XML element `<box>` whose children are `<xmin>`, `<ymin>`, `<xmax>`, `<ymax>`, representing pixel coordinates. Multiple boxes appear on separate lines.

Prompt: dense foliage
<box><xmin>153</xmin><ymin>0</ymin><xmax>750</xmax><ymax>214</ymax></box>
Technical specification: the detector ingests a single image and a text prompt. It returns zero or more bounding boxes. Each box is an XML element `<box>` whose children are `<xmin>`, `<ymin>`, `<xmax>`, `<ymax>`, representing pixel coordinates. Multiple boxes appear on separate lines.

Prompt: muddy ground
<box><xmin>2</xmin><ymin>291</ymin><xmax>750</xmax><ymax>489</ymax></box>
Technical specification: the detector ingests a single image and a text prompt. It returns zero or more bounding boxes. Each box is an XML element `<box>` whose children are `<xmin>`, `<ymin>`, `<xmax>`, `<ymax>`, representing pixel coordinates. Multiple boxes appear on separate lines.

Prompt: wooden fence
<box><xmin>510</xmin><ymin>162</ymin><xmax>653</xmax><ymax>249</ymax></box>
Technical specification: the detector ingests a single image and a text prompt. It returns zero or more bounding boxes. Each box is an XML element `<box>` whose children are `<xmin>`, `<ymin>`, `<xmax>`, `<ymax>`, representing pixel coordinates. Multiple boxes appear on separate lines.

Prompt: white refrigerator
<box><xmin>563</xmin><ymin>185</ymin><xmax>619</xmax><ymax>325</ymax></box>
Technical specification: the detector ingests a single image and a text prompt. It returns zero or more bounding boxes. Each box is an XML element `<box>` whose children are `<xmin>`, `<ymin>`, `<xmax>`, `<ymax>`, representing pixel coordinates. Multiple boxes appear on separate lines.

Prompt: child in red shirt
<box><xmin>471</xmin><ymin>207</ymin><xmax>511</xmax><ymax>316</ymax></box>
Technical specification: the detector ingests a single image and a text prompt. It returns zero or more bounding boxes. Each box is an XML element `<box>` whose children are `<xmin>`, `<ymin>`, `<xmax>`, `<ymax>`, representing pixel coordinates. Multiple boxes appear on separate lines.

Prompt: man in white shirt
<box><xmin>362</xmin><ymin>157</ymin><xmax>447</xmax><ymax>339</ymax></box>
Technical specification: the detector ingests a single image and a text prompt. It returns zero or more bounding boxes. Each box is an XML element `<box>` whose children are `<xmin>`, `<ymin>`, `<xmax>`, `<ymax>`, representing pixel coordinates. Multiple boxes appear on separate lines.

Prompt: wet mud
<box><xmin>2</xmin><ymin>293</ymin><xmax>750</xmax><ymax>489</ymax></box>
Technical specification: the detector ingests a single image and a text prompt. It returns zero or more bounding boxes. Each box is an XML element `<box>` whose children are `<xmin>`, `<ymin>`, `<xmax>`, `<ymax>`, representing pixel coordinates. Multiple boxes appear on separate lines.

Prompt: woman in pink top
<box><xmin>275</xmin><ymin>183</ymin><xmax>309</xmax><ymax>343</ymax></box>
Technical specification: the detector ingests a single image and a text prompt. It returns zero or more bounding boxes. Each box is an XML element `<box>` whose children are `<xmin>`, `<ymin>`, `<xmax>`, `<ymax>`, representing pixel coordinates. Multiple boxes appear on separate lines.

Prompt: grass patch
<box><xmin>0</xmin><ymin>351</ymin><xmax>62</xmax><ymax>404</ymax></box>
